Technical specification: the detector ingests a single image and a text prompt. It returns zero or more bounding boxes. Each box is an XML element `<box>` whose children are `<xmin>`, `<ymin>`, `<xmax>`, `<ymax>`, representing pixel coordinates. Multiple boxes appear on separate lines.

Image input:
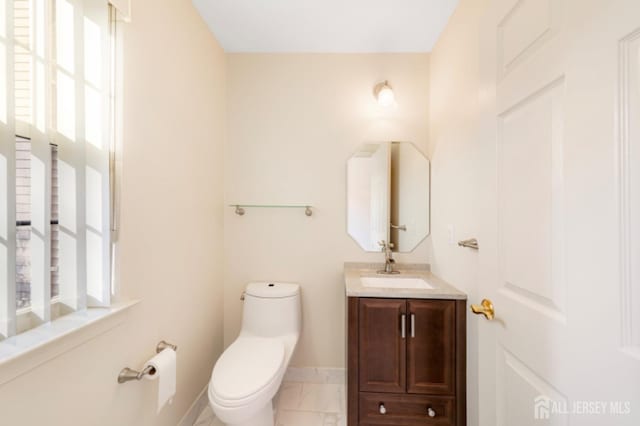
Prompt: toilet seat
<box><xmin>209</xmin><ymin>336</ymin><xmax>285</xmax><ymax>408</ymax></box>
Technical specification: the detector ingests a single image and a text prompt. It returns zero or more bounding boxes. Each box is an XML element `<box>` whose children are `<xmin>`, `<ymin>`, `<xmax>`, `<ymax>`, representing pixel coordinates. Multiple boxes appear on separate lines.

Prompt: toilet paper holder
<box><xmin>117</xmin><ymin>340</ymin><xmax>177</xmax><ymax>384</ymax></box>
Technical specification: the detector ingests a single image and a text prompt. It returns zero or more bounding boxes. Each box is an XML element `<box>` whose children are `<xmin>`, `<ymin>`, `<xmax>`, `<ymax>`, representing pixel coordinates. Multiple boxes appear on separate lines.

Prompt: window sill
<box><xmin>0</xmin><ymin>300</ymin><xmax>139</xmax><ymax>385</ymax></box>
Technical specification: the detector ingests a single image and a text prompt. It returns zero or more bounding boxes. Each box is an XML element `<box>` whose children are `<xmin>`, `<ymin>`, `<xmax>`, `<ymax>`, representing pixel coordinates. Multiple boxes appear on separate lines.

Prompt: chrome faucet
<box><xmin>377</xmin><ymin>240</ymin><xmax>399</xmax><ymax>274</ymax></box>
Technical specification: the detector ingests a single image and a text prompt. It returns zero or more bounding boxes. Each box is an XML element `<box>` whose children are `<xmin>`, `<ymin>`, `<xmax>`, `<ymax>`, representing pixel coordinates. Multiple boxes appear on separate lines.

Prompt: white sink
<box><xmin>360</xmin><ymin>276</ymin><xmax>434</xmax><ymax>290</ymax></box>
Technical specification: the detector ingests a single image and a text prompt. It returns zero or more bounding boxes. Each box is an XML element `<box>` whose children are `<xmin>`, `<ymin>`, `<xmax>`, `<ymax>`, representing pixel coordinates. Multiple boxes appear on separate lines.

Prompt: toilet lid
<box><xmin>210</xmin><ymin>336</ymin><xmax>285</xmax><ymax>401</ymax></box>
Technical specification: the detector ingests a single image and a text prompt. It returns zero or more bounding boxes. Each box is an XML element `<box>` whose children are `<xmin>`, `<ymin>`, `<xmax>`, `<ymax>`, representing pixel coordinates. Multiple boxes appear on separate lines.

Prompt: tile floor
<box><xmin>193</xmin><ymin>381</ymin><xmax>346</xmax><ymax>426</ymax></box>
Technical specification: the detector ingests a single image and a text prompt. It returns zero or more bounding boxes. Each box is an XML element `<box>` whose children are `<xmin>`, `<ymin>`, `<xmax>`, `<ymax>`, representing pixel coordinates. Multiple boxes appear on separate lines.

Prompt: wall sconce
<box><xmin>373</xmin><ymin>80</ymin><xmax>396</xmax><ymax>107</ymax></box>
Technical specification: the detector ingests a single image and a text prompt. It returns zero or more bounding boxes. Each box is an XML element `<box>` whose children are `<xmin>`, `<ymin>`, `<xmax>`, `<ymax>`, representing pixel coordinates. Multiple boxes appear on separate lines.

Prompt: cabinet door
<box><xmin>359</xmin><ymin>298</ymin><xmax>407</xmax><ymax>393</ymax></box>
<box><xmin>407</xmin><ymin>300</ymin><xmax>456</xmax><ymax>395</ymax></box>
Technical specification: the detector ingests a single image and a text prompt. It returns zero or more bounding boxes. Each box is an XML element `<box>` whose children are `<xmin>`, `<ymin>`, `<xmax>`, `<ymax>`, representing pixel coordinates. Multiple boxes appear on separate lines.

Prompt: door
<box><xmin>475</xmin><ymin>0</ymin><xmax>640</xmax><ymax>425</ymax></box>
<box><xmin>407</xmin><ymin>299</ymin><xmax>456</xmax><ymax>395</ymax></box>
<box><xmin>359</xmin><ymin>298</ymin><xmax>406</xmax><ymax>393</ymax></box>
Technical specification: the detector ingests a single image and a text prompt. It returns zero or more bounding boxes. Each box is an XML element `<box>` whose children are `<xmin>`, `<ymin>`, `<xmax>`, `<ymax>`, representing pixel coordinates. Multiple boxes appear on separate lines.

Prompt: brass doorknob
<box><xmin>470</xmin><ymin>299</ymin><xmax>494</xmax><ymax>320</ymax></box>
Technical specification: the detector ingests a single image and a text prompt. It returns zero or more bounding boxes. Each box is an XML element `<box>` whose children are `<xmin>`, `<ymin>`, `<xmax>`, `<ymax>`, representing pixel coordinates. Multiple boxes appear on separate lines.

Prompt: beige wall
<box><xmin>224</xmin><ymin>53</ymin><xmax>430</xmax><ymax>368</ymax></box>
<box><xmin>428</xmin><ymin>0</ymin><xmax>489</xmax><ymax>424</ymax></box>
<box><xmin>0</xmin><ymin>0</ymin><xmax>226</xmax><ymax>424</ymax></box>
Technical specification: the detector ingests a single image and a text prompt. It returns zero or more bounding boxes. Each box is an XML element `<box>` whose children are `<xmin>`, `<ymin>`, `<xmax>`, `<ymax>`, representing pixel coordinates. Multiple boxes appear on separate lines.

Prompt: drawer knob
<box><xmin>379</xmin><ymin>403</ymin><xmax>387</xmax><ymax>414</ymax></box>
<box><xmin>427</xmin><ymin>407</ymin><xmax>436</xmax><ymax>418</ymax></box>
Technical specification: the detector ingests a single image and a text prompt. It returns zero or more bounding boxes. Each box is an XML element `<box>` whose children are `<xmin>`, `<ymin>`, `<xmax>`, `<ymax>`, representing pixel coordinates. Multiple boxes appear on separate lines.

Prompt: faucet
<box><xmin>377</xmin><ymin>240</ymin><xmax>400</xmax><ymax>274</ymax></box>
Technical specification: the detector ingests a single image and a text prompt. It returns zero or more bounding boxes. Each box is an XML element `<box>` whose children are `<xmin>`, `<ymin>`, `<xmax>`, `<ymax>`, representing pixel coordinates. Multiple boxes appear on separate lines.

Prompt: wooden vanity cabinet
<box><xmin>348</xmin><ymin>297</ymin><xmax>466</xmax><ymax>426</ymax></box>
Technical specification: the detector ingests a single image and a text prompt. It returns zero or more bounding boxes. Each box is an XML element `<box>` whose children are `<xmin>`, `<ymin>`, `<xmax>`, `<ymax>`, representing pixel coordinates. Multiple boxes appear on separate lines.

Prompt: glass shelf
<box><xmin>229</xmin><ymin>204</ymin><xmax>313</xmax><ymax>216</ymax></box>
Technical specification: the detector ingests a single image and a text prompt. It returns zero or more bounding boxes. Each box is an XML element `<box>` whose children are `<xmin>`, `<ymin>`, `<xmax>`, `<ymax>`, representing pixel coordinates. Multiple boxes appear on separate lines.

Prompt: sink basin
<box><xmin>360</xmin><ymin>276</ymin><xmax>434</xmax><ymax>290</ymax></box>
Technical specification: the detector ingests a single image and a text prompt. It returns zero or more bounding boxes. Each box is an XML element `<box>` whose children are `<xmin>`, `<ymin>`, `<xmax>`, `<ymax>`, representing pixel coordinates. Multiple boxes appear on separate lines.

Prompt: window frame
<box><xmin>0</xmin><ymin>0</ymin><xmax>132</xmax><ymax>370</ymax></box>
<box><xmin>0</xmin><ymin>0</ymin><xmax>129</xmax><ymax>365</ymax></box>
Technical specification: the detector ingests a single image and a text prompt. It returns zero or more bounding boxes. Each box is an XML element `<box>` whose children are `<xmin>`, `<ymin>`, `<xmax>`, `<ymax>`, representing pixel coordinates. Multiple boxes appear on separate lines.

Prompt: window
<box><xmin>0</xmin><ymin>0</ymin><xmax>115</xmax><ymax>340</ymax></box>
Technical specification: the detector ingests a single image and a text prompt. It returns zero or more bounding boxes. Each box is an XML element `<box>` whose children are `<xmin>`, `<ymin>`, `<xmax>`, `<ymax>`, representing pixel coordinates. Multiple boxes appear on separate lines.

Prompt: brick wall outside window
<box><xmin>15</xmin><ymin>137</ymin><xmax>59</xmax><ymax>309</ymax></box>
<box><xmin>16</xmin><ymin>137</ymin><xmax>31</xmax><ymax>308</ymax></box>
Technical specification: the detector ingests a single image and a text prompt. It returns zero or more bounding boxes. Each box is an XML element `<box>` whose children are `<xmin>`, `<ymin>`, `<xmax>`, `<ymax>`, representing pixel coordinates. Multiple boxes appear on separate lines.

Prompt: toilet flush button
<box><xmin>245</xmin><ymin>282</ymin><xmax>300</xmax><ymax>298</ymax></box>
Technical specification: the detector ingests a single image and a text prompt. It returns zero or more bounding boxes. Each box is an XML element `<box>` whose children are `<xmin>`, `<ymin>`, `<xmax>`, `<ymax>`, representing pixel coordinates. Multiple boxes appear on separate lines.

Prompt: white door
<box><xmin>475</xmin><ymin>0</ymin><xmax>640</xmax><ymax>425</ymax></box>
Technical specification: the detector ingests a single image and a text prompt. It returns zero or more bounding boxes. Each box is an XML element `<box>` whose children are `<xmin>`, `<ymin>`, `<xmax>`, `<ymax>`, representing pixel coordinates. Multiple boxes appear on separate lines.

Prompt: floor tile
<box><xmin>193</xmin><ymin>405</ymin><xmax>215</xmax><ymax>426</ymax></box>
<box><xmin>276</xmin><ymin>382</ymin><xmax>303</xmax><ymax>410</ymax></box>
<box><xmin>276</xmin><ymin>409</ymin><xmax>325</xmax><ymax>426</ymax></box>
<box><xmin>322</xmin><ymin>412</ymin><xmax>347</xmax><ymax>426</ymax></box>
<box><xmin>297</xmin><ymin>383</ymin><xmax>344</xmax><ymax>413</ymax></box>
<box><xmin>194</xmin><ymin>381</ymin><xmax>346</xmax><ymax>425</ymax></box>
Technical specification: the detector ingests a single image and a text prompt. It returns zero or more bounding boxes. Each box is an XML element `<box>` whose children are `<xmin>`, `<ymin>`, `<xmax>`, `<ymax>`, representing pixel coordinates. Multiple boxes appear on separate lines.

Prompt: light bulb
<box><xmin>373</xmin><ymin>81</ymin><xmax>396</xmax><ymax>108</ymax></box>
<box><xmin>377</xmin><ymin>86</ymin><xmax>395</xmax><ymax>107</ymax></box>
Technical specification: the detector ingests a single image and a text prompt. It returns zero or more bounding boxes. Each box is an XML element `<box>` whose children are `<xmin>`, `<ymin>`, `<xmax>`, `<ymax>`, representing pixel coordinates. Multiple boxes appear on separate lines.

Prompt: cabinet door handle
<box><xmin>401</xmin><ymin>314</ymin><xmax>406</xmax><ymax>339</ymax></box>
<box><xmin>427</xmin><ymin>407</ymin><xmax>436</xmax><ymax>417</ymax></box>
<box><xmin>410</xmin><ymin>313</ymin><xmax>415</xmax><ymax>338</ymax></box>
<box><xmin>379</xmin><ymin>403</ymin><xmax>386</xmax><ymax>414</ymax></box>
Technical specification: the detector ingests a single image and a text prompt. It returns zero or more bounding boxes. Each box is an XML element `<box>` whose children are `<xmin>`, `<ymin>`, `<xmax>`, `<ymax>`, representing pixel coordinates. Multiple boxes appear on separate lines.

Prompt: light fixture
<box><xmin>373</xmin><ymin>80</ymin><xmax>396</xmax><ymax>107</ymax></box>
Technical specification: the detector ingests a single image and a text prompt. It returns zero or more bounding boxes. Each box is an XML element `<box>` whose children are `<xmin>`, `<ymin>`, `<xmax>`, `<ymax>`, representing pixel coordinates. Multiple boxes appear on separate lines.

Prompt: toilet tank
<box><xmin>241</xmin><ymin>282</ymin><xmax>302</xmax><ymax>337</ymax></box>
<box><xmin>241</xmin><ymin>282</ymin><xmax>301</xmax><ymax>338</ymax></box>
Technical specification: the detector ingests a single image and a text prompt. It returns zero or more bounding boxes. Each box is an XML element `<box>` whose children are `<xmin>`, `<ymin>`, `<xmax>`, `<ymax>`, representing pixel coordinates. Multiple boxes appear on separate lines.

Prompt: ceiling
<box><xmin>191</xmin><ymin>0</ymin><xmax>459</xmax><ymax>53</ymax></box>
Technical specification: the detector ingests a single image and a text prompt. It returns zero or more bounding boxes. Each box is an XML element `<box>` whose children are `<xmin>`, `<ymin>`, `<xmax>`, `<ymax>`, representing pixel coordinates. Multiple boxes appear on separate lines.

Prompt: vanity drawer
<box><xmin>359</xmin><ymin>393</ymin><xmax>454</xmax><ymax>426</ymax></box>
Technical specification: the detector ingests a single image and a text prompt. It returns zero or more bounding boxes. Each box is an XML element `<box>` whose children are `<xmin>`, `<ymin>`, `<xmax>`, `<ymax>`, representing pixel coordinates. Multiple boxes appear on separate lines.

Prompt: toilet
<box><xmin>208</xmin><ymin>282</ymin><xmax>301</xmax><ymax>426</ymax></box>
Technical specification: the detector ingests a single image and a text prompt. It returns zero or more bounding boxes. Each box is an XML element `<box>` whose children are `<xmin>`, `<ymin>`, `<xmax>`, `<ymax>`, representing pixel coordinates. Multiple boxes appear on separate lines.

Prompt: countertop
<box><xmin>344</xmin><ymin>262</ymin><xmax>467</xmax><ymax>300</ymax></box>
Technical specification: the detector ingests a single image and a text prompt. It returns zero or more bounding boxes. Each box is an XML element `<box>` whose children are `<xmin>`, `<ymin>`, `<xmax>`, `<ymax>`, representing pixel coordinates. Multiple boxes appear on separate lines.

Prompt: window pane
<box><xmin>55</xmin><ymin>70</ymin><xmax>76</xmax><ymax>141</ymax></box>
<box><xmin>51</xmin><ymin>144</ymin><xmax>58</xmax><ymax>298</ymax></box>
<box><xmin>15</xmin><ymin>141</ymin><xmax>61</xmax><ymax>306</ymax></box>
<box><xmin>15</xmin><ymin>136</ymin><xmax>30</xmax><ymax>309</ymax></box>
<box><xmin>14</xmin><ymin>0</ymin><xmax>32</xmax><ymax>126</ymax></box>
<box><xmin>55</xmin><ymin>0</ymin><xmax>74</xmax><ymax>73</ymax></box>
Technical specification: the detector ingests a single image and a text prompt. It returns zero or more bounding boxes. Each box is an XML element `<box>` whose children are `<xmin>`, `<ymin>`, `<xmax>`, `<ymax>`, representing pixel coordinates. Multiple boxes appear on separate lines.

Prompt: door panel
<box><xmin>498</xmin><ymin>76</ymin><xmax>566</xmax><ymax>322</ymax></box>
<box><xmin>497</xmin><ymin>0</ymin><xmax>562</xmax><ymax>78</ymax></box>
<box><xmin>496</xmin><ymin>348</ymin><xmax>568</xmax><ymax>426</ymax></box>
<box><xmin>359</xmin><ymin>298</ymin><xmax>407</xmax><ymax>393</ymax></box>
<box><xmin>407</xmin><ymin>300</ymin><xmax>456</xmax><ymax>395</ymax></box>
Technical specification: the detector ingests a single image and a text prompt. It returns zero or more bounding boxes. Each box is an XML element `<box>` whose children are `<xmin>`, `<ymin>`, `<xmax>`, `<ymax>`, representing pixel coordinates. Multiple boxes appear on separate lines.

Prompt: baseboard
<box><xmin>178</xmin><ymin>382</ymin><xmax>210</xmax><ymax>426</ymax></box>
<box><xmin>283</xmin><ymin>367</ymin><xmax>346</xmax><ymax>384</ymax></box>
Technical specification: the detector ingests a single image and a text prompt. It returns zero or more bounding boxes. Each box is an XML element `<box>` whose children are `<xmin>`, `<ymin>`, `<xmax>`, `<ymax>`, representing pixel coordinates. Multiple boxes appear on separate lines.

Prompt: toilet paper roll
<box><xmin>144</xmin><ymin>348</ymin><xmax>176</xmax><ymax>412</ymax></box>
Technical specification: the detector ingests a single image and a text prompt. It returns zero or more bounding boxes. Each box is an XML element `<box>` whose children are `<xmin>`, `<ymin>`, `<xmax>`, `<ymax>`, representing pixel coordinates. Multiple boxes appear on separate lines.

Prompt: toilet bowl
<box><xmin>208</xmin><ymin>282</ymin><xmax>301</xmax><ymax>426</ymax></box>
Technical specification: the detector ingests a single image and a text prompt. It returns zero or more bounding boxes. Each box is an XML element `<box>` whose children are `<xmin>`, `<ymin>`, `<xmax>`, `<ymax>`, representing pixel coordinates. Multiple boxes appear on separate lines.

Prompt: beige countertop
<box><xmin>344</xmin><ymin>262</ymin><xmax>467</xmax><ymax>300</ymax></box>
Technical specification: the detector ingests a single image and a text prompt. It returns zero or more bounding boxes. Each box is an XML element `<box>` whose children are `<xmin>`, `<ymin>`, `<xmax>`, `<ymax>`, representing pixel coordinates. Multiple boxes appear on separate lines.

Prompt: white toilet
<box><xmin>208</xmin><ymin>282</ymin><xmax>301</xmax><ymax>426</ymax></box>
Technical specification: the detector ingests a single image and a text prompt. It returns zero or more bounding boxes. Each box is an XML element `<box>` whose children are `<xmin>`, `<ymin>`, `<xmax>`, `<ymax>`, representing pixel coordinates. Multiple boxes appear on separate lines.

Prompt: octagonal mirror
<box><xmin>347</xmin><ymin>141</ymin><xmax>430</xmax><ymax>252</ymax></box>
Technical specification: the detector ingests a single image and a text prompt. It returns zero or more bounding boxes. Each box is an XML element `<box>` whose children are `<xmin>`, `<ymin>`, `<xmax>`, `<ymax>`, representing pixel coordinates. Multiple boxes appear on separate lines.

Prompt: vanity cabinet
<box><xmin>348</xmin><ymin>297</ymin><xmax>466</xmax><ymax>426</ymax></box>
